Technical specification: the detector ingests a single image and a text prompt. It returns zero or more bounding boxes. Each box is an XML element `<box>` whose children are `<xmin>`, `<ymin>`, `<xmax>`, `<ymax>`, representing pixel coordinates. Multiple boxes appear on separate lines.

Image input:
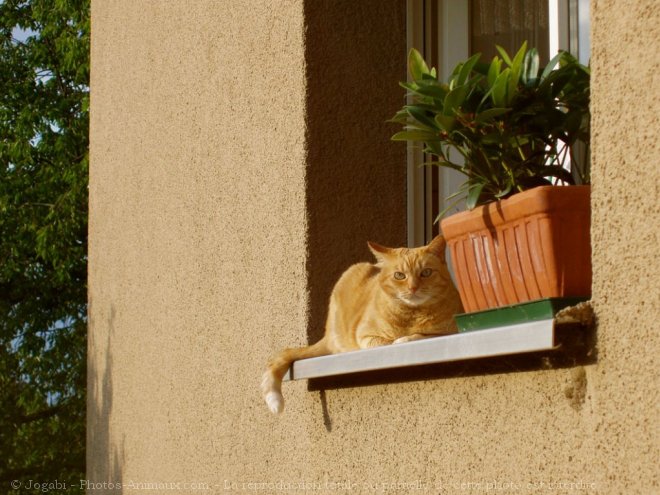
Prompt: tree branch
<box><xmin>18</xmin><ymin>403</ymin><xmax>67</xmax><ymax>425</ymax></box>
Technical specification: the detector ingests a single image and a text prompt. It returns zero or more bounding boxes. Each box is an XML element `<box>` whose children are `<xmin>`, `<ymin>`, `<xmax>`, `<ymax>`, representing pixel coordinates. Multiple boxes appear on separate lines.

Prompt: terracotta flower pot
<box><xmin>440</xmin><ymin>185</ymin><xmax>591</xmax><ymax>313</ymax></box>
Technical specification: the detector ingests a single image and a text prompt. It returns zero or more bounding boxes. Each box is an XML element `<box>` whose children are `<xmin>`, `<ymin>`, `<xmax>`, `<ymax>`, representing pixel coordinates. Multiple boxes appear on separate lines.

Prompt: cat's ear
<box><xmin>368</xmin><ymin>241</ymin><xmax>392</xmax><ymax>265</ymax></box>
<box><xmin>426</xmin><ymin>234</ymin><xmax>447</xmax><ymax>260</ymax></box>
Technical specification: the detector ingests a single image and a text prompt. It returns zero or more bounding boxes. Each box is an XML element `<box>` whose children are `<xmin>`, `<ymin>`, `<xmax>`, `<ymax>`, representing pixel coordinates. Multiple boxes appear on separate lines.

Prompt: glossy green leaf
<box><xmin>511</xmin><ymin>41</ymin><xmax>528</xmax><ymax>69</ymax></box>
<box><xmin>412</xmin><ymin>82</ymin><xmax>449</xmax><ymax>100</ymax></box>
<box><xmin>457</xmin><ymin>53</ymin><xmax>482</xmax><ymax>86</ymax></box>
<box><xmin>496</xmin><ymin>44</ymin><xmax>513</xmax><ymax>66</ymax></box>
<box><xmin>522</xmin><ymin>47</ymin><xmax>539</xmax><ymax>86</ymax></box>
<box><xmin>400</xmin><ymin>81</ymin><xmax>419</xmax><ymax>92</ymax></box>
<box><xmin>487</xmin><ymin>56</ymin><xmax>502</xmax><ymax>87</ymax></box>
<box><xmin>408</xmin><ymin>48</ymin><xmax>430</xmax><ymax>80</ymax></box>
<box><xmin>491</xmin><ymin>68</ymin><xmax>510</xmax><ymax>107</ymax></box>
<box><xmin>443</xmin><ymin>85</ymin><xmax>469</xmax><ymax>116</ymax></box>
<box><xmin>435</xmin><ymin>114</ymin><xmax>456</xmax><ymax>132</ymax></box>
<box><xmin>389</xmin><ymin>109</ymin><xmax>410</xmax><ymax>124</ymax></box>
<box><xmin>424</xmin><ymin>140</ymin><xmax>445</xmax><ymax>156</ymax></box>
<box><xmin>475</xmin><ymin>107</ymin><xmax>511</xmax><ymax>122</ymax></box>
<box><xmin>391</xmin><ymin>130</ymin><xmax>438</xmax><ymax>141</ymax></box>
<box><xmin>466</xmin><ymin>182</ymin><xmax>486</xmax><ymax>209</ymax></box>
<box><xmin>494</xmin><ymin>182</ymin><xmax>513</xmax><ymax>198</ymax></box>
<box><xmin>541</xmin><ymin>51</ymin><xmax>563</xmax><ymax>81</ymax></box>
<box><xmin>507</xmin><ymin>41</ymin><xmax>527</xmax><ymax>103</ymax></box>
<box><xmin>406</xmin><ymin>106</ymin><xmax>438</xmax><ymax>130</ymax></box>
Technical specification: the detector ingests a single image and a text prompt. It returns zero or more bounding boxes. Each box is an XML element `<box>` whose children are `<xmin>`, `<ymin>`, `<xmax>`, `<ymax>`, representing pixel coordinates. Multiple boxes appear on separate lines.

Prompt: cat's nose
<box><xmin>409</xmin><ymin>285</ymin><xmax>418</xmax><ymax>293</ymax></box>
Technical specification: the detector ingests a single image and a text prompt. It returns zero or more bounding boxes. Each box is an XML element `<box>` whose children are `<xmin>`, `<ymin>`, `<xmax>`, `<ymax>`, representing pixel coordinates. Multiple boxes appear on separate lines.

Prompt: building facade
<box><xmin>89</xmin><ymin>1</ymin><xmax>659</xmax><ymax>493</ymax></box>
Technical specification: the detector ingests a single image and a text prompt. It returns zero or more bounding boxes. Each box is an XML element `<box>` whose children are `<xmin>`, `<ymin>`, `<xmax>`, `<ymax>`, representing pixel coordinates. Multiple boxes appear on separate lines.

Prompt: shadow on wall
<box><xmin>87</xmin><ymin>301</ymin><xmax>124</xmax><ymax>493</ymax></box>
<box><xmin>302</xmin><ymin>0</ymin><xmax>408</xmax><ymax>344</ymax></box>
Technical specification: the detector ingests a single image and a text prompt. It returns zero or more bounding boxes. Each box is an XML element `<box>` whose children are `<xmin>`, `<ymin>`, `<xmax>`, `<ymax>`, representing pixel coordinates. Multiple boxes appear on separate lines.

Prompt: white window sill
<box><xmin>283</xmin><ymin>319</ymin><xmax>558</xmax><ymax>381</ymax></box>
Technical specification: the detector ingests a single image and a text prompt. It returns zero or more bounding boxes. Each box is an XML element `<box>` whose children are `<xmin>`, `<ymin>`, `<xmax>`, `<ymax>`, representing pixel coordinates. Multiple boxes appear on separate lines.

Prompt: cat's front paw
<box><xmin>392</xmin><ymin>334</ymin><xmax>430</xmax><ymax>344</ymax></box>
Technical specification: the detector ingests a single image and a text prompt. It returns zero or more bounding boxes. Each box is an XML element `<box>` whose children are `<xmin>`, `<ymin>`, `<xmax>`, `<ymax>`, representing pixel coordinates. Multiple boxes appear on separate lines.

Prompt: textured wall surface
<box><xmin>88</xmin><ymin>0</ymin><xmax>312</xmax><ymax>487</ymax></box>
<box><xmin>589</xmin><ymin>0</ymin><xmax>660</xmax><ymax>490</ymax></box>
<box><xmin>89</xmin><ymin>0</ymin><xmax>658</xmax><ymax>494</ymax></box>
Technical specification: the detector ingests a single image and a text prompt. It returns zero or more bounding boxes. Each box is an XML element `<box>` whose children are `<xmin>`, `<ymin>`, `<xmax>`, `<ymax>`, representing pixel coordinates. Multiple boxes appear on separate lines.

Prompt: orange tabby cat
<box><xmin>261</xmin><ymin>234</ymin><xmax>462</xmax><ymax>414</ymax></box>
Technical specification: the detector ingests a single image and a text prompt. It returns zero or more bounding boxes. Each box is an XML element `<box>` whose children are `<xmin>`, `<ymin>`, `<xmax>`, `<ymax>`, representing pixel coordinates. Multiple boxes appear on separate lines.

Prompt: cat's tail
<box><xmin>261</xmin><ymin>338</ymin><xmax>330</xmax><ymax>414</ymax></box>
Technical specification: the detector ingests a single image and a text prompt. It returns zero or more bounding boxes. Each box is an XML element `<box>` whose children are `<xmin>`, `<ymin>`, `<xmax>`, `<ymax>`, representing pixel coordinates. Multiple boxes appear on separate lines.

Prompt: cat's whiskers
<box><xmin>398</xmin><ymin>289</ymin><xmax>432</xmax><ymax>306</ymax></box>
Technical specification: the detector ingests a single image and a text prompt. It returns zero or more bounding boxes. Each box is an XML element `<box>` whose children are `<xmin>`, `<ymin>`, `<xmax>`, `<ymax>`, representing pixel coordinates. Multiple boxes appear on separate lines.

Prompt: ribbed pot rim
<box><xmin>440</xmin><ymin>185</ymin><xmax>591</xmax><ymax>239</ymax></box>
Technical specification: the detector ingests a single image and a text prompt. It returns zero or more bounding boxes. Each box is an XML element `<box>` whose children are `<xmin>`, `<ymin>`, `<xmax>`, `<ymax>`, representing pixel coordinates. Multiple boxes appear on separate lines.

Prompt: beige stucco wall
<box><xmin>89</xmin><ymin>1</ymin><xmax>658</xmax><ymax>494</ymax></box>
<box><xmin>588</xmin><ymin>0</ymin><xmax>660</xmax><ymax>488</ymax></box>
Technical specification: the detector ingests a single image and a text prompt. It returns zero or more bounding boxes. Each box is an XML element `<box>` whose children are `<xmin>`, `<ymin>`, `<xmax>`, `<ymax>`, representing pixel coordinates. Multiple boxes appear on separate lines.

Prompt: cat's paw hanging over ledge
<box><xmin>265</xmin><ymin>391</ymin><xmax>284</xmax><ymax>414</ymax></box>
<box><xmin>261</xmin><ymin>370</ymin><xmax>284</xmax><ymax>414</ymax></box>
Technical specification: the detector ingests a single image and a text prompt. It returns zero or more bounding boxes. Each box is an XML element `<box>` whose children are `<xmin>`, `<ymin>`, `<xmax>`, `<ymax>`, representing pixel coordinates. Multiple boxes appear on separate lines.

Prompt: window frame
<box><xmin>406</xmin><ymin>0</ymin><xmax>591</xmax><ymax>247</ymax></box>
<box><xmin>281</xmin><ymin>1</ymin><xmax>593</xmax><ymax>382</ymax></box>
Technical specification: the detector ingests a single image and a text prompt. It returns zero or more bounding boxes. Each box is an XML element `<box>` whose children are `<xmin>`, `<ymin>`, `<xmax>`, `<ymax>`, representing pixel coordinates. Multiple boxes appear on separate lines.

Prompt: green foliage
<box><xmin>0</xmin><ymin>0</ymin><xmax>89</xmax><ymax>493</ymax></box>
<box><xmin>392</xmin><ymin>43</ymin><xmax>590</xmax><ymax>215</ymax></box>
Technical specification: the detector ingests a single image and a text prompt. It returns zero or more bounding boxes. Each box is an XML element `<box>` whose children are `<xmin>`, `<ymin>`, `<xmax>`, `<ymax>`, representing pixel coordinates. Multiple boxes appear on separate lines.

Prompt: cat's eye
<box><xmin>393</xmin><ymin>271</ymin><xmax>406</xmax><ymax>280</ymax></box>
<box><xmin>420</xmin><ymin>268</ymin><xmax>433</xmax><ymax>278</ymax></box>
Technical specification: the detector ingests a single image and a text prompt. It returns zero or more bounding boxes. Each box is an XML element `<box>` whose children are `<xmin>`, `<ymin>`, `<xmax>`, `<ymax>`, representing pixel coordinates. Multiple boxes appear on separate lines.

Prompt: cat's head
<box><xmin>368</xmin><ymin>235</ymin><xmax>454</xmax><ymax>307</ymax></box>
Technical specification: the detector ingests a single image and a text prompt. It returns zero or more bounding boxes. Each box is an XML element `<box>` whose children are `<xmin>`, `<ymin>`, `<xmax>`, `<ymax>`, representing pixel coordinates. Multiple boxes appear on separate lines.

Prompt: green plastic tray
<box><xmin>455</xmin><ymin>297</ymin><xmax>588</xmax><ymax>332</ymax></box>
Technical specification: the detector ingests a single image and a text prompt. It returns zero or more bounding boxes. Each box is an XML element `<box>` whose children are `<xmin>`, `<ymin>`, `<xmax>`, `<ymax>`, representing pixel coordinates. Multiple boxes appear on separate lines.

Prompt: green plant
<box><xmin>391</xmin><ymin>42</ymin><xmax>590</xmax><ymax>215</ymax></box>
